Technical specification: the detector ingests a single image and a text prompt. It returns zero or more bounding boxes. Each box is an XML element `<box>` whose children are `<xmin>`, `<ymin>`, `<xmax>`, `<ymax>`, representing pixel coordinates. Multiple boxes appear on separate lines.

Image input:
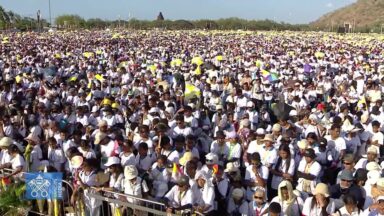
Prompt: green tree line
<box><xmin>55</xmin><ymin>15</ymin><xmax>310</xmax><ymax>31</ymax></box>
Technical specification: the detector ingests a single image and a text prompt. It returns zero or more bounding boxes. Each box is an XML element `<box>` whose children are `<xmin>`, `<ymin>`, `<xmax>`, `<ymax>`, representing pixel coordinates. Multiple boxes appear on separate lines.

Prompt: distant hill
<box><xmin>311</xmin><ymin>0</ymin><xmax>384</xmax><ymax>30</ymax></box>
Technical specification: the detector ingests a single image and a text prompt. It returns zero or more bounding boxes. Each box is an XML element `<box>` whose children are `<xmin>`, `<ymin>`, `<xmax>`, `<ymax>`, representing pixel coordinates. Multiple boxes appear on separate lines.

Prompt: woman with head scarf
<box><xmin>271</xmin><ymin>180</ymin><xmax>303</xmax><ymax>216</ymax></box>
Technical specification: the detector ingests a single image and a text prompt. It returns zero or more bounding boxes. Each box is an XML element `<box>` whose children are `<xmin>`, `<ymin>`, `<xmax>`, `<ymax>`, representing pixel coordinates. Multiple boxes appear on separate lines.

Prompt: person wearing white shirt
<box><xmin>149</xmin><ymin>156</ymin><xmax>170</xmax><ymax>199</ymax></box>
<box><xmin>362</xmin><ymin>196</ymin><xmax>384</xmax><ymax>216</ymax></box>
<box><xmin>226</xmin><ymin>131</ymin><xmax>242</xmax><ymax>167</ymax></box>
<box><xmin>333</xmin><ymin>194</ymin><xmax>362</xmax><ymax>216</ymax></box>
<box><xmin>211</xmin><ymin>165</ymin><xmax>229</xmax><ymax>214</ymax></box>
<box><xmin>123</xmin><ymin>165</ymin><xmax>149</xmax><ymax>204</ymax></box>
<box><xmin>210</xmin><ymin>131</ymin><xmax>229</xmax><ymax>162</ymax></box>
<box><xmin>271</xmin><ymin>180</ymin><xmax>304</xmax><ymax>216</ymax></box>
<box><xmin>135</xmin><ymin>142</ymin><xmax>155</xmax><ymax>174</ymax></box>
<box><xmin>194</xmin><ymin>171</ymin><xmax>215</xmax><ymax>215</ymax></box>
<box><xmin>244</xmin><ymin>153</ymin><xmax>269</xmax><ymax>201</ymax></box>
<box><xmin>164</xmin><ymin>175</ymin><xmax>194</xmax><ymax>214</ymax></box>
<box><xmin>248</xmin><ymin>187</ymin><xmax>269</xmax><ymax>216</ymax></box>
<box><xmin>302</xmin><ymin>183</ymin><xmax>337</xmax><ymax>216</ymax></box>
<box><xmin>0</xmin><ymin>137</ymin><xmax>12</xmax><ymax>167</ymax></box>
<box><xmin>270</xmin><ymin>145</ymin><xmax>296</xmax><ymax>199</ymax></box>
<box><xmin>296</xmin><ymin>148</ymin><xmax>322</xmax><ymax>199</ymax></box>
<box><xmin>47</xmin><ymin>137</ymin><xmax>65</xmax><ymax>172</ymax></box>
<box><xmin>246</xmin><ymin>129</ymin><xmax>265</xmax><ymax>164</ymax></box>
<box><xmin>355</xmin><ymin>146</ymin><xmax>379</xmax><ymax>170</ymax></box>
<box><xmin>325</xmin><ymin>124</ymin><xmax>346</xmax><ymax>168</ymax></box>
<box><xmin>227</xmin><ymin>188</ymin><xmax>249</xmax><ymax>216</ymax></box>
<box><xmin>259</xmin><ymin>134</ymin><xmax>278</xmax><ymax>168</ymax></box>
<box><xmin>26</xmin><ymin>137</ymin><xmax>42</xmax><ymax>172</ymax></box>
<box><xmin>369</xmin><ymin>121</ymin><xmax>384</xmax><ymax>157</ymax></box>
<box><xmin>0</xmin><ymin>144</ymin><xmax>26</xmax><ymax>179</ymax></box>
<box><xmin>120</xmin><ymin>140</ymin><xmax>136</xmax><ymax>167</ymax></box>
<box><xmin>172</xmin><ymin>115</ymin><xmax>193</xmax><ymax>138</ymax></box>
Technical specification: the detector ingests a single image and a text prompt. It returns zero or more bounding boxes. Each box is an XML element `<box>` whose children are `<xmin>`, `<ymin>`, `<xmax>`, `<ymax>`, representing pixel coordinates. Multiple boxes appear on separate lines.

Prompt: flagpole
<box><xmin>48</xmin><ymin>0</ymin><xmax>52</xmax><ymax>26</ymax></box>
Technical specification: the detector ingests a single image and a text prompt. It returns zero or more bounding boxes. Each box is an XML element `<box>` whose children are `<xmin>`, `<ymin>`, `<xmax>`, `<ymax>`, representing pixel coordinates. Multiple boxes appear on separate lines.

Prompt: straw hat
<box><xmin>0</xmin><ymin>137</ymin><xmax>13</xmax><ymax>148</ymax></box>
<box><xmin>262</xmin><ymin>134</ymin><xmax>274</xmax><ymax>142</ymax></box>
<box><xmin>314</xmin><ymin>183</ymin><xmax>330</xmax><ymax>197</ymax></box>
<box><xmin>96</xmin><ymin>172</ymin><xmax>110</xmax><ymax>185</ymax></box>
<box><xmin>272</xmin><ymin>124</ymin><xmax>281</xmax><ymax>132</ymax></box>
<box><xmin>70</xmin><ymin>156</ymin><xmax>84</xmax><ymax>169</ymax></box>
<box><xmin>297</xmin><ymin>139</ymin><xmax>308</xmax><ymax>149</ymax></box>
<box><xmin>25</xmin><ymin>134</ymin><xmax>40</xmax><ymax>144</ymax></box>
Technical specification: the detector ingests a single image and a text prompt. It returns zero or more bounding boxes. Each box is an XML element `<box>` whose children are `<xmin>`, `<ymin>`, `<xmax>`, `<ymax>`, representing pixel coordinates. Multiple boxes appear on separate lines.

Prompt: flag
<box><xmin>15</xmin><ymin>75</ymin><xmax>22</xmax><ymax>83</ymax></box>
<box><xmin>95</xmin><ymin>74</ymin><xmax>104</xmax><ymax>82</ymax></box>
<box><xmin>68</xmin><ymin>76</ymin><xmax>77</xmax><ymax>82</ymax></box>
<box><xmin>172</xmin><ymin>163</ymin><xmax>178</xmax><ymax>174</ymax></box>
<box><xmin>357</xmin><ymin>96</ymin><xmax>367</xmax><ymax>111</ymax></box>
<box><xmin>1</xmin><ymin>177</ymin><xmax>10</xmax><ymax>190</ymax></box>
<box><xmin>194</xmin><ymin>65</ymin><xmax>201</xmax><ymax>75</ymax></box>
<box><xmin>261</xmin><ymin>70</ymin><xmax>278</xmax><ymax>82</ymax></box>
<box><xmin>212</xmin><ymin>164</ymin><xmax>219</xmax><ymax>174</ymax></box>
<box><xmin>184</xmin><ymin>83</ymin><xmax>201</xmax><ymax>101</ymax></box>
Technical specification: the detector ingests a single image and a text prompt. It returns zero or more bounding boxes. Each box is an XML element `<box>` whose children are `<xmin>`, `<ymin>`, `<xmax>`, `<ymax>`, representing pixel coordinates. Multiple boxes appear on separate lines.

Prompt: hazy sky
<box><xmin>0</xmin><ymin>0</ymin><xmax>356</xmax><ymax>24</ymax></box>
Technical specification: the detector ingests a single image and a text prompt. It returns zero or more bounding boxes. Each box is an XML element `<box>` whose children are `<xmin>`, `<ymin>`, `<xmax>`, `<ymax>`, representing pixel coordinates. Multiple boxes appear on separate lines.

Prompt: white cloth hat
<box><xmin>272</xmin><ymin>123</ymin><xmax>281</xmax><ymax>132</ymax></box>
<box><xmin>124</xmin><ymin>165</ymin><xmax>138</xmax><ymax>180</ymax></box>
<box><xmin>104</xmin><ymin>156</ymin><xmax>121</xmax><ymax>167</ymax></box>
<box><xmin>205</xmin><ymin>153</ymin><xmax>218</xmax><ymax>165</ymax></box>
<box><xmin>367</xmin><ymin>170</ymin><xmax>381</xmax><ymax>185</ymax></box>
<box><xmin>256</xmin><ymin>128</ymin><xmax>265</xmax><ymax>135</ymax></box>
<box><xmin>91</xmin><ymin>106</ymin><xmax>99</xmax><ymax>113</ymax></box>
<box><xmin>367</xmin><ymin>146</ymin><xmax>378</xmax><ymax>155</ymax></box>
<box><xmin>367</xmin><ymin>162</ymin><xmax>382</xmax><ymax>172</ymax></box>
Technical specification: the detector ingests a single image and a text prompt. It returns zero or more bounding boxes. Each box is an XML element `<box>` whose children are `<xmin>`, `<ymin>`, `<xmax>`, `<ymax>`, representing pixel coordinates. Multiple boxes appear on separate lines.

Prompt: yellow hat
<box><xmin>111</xmin><ymin>102</ymin><xmax>119</xmax><ymax>109</ymax></box>
<box><xmin>102</xmin><ymin>98</ymin><xmax>112</xmax><ymax>106</ymax></box>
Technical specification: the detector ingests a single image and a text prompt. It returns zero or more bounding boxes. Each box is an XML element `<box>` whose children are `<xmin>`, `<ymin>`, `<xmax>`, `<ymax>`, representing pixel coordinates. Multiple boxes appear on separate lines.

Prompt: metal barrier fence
<box><xmin>0</xmin><ymin>168</ymin><xmax>205</xmax><ymax>216</ymax></box>
<box><xmin>85</xmin><ymin>187</ymin><xmax>205</xmax><ymax>216</ymax></box>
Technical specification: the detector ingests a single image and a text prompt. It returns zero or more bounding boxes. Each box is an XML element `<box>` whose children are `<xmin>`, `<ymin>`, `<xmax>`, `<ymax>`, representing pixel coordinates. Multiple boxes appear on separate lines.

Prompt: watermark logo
<box><xmin>25</xmin><ymin>173</ymin><xmax>63</xmax><ymax>200</ymax></box>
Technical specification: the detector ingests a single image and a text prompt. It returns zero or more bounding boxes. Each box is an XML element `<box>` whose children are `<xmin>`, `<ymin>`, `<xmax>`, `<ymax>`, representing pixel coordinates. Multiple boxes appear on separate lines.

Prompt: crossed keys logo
<box><xmin>27</xmin><ymin>174</ymin><xmax>51</xmax><ymax>198</ymax></box>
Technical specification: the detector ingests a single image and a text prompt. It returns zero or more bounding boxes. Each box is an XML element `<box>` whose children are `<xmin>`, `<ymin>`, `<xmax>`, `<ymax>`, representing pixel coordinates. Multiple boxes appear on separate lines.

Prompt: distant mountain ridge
<box><xmin>312</xmin><ymin>0</ymin><xmax>384</xmax><ymax>29</ymax></box>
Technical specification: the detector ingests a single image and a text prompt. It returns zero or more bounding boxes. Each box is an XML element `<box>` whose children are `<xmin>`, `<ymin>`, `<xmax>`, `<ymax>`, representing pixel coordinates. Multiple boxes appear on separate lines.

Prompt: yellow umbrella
<box><xmin>171</xmin><ymin>59</ymin><xmax>183</xmax><ymax>67</ymax></box>
<box><xmin>191</xmin><ymin>56</ymin><xmax>204</xmax><ymax>66</ymax></box>
<box><xmin>315</xmin><ymin>52</ymin><xmax>325</xmax><ymax>59</ymax></box>
<box><xmin>215</xmin><ymin>55</ymin><xmax>224</xmax><ymax>61</ymax></box>
<box><xmin>83</xmin><ymin>52</ymin><xmax>94</xmax><ymax>58</ymax></box>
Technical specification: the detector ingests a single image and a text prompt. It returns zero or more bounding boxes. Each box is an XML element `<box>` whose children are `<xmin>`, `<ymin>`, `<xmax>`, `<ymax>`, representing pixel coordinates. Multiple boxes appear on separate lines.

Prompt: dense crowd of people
<box><xmin>0</xmin><ymin>30</ymin><xmax>384</xmax><ymax>216</ymax></box>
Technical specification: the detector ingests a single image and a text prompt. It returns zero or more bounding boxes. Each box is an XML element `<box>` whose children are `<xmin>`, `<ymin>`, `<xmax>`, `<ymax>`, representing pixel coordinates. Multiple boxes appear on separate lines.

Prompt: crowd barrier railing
<box><xmin>0</xmin><ymin>168</ymin><xmax>206</xmax><ymax>216</ymax></box>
